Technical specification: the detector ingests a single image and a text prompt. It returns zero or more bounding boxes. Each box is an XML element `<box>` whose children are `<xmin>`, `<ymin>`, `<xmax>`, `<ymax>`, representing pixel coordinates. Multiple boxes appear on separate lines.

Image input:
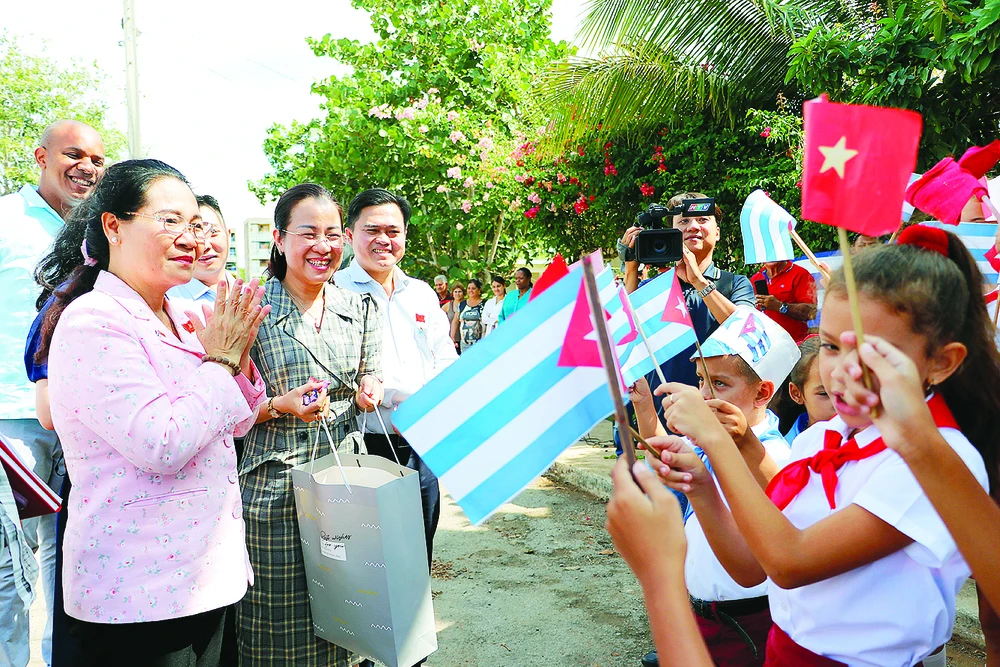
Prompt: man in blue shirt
<box><xmin>167</xmin><ymin>194</ymin><xmax>235</xmax><ymax>305</ymax></box>
<box><xmin>0</xmin><ymin>120</ymin><xmax>105</xmax><ymax>667</ymax></box>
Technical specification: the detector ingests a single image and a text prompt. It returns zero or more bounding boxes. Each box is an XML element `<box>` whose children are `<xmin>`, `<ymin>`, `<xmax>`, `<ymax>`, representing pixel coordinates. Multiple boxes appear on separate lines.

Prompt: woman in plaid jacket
<box><xmin>236</xmin><ymin>184</ymin><xmax>383</xmax><ymax>667</ymax></box>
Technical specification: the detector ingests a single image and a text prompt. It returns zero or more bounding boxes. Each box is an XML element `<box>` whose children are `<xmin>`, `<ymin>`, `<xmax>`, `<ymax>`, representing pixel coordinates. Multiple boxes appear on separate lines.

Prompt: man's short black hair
<box><xmin>196</xmin><ymin>194</ymin><xmax>224</xmax><ymax>222</ymax></box>
<box><xmin>347</xmin><ymin>188</ymin><xmax>411</xmax><ymax>229</ymax></box>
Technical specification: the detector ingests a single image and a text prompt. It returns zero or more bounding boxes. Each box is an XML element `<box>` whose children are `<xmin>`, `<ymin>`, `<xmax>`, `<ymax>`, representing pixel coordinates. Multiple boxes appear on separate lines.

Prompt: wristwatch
<box><xmin>779</xmin><ymin>302</ymin><xmax>790</xmax><ymax>315</ymax></box>
<box><xmin>697</xmin><ymin>281</ymin><xmax>717</xmax><ymax>298</ymax></box>
<box><xmin>266</xmin><ymin>397</ymin><xmax>285</xmax><ymax>419</ymax></box>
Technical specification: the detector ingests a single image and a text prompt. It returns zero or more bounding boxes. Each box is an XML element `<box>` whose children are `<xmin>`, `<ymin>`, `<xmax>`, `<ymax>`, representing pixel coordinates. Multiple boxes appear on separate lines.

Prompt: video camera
<box><xmin>623</xmin><ymin>197</ymin><xmax>716</xmax><ymax>266</ymax></box>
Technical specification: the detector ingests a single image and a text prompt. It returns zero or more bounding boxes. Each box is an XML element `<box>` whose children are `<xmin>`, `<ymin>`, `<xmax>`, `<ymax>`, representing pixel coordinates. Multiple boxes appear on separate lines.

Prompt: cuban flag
<box><xmin>900</xmin><ymin>172</ymin><xmax>922</xmax><ymax>223</ymax></box>
<box><xmin>922</xmin><ymin>221</ymin><xmax>999</xmax><ymax>285</ymax></box>
<box><xmin>740</xmin><ymin>190</ymin><xmax>796</xmax><ymax>265</ymax></box>
<box><xmin>393</xmin><ymin>263</ymin><xmax>626</xmax><ymax>525</ymax></box>
<box><xmin>617</xmin><ymin>269</ymin><xmax>697</xmax><ymax>386</ymax></box>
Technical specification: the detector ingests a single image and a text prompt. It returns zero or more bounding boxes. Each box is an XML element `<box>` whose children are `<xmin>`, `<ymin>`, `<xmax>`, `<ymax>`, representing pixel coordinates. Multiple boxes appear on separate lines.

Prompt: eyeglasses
<box><xmin>126</xmin><ymin>211</ymin><xmax>209</xmax><ymax>241</ymax></box>
<box><xmin>283</xmin><ymin>229</ymin><xmax>343</xmax><ymax>247</ymax></box>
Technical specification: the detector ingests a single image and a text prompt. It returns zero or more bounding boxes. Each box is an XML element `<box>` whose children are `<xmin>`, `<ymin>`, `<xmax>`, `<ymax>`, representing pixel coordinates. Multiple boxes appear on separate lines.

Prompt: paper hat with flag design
<box><xmin>740</xmin><ymin>189</ymin><xmax>797</xmax><ymax>264</ymax></box>
<box><xmin>692</xmin><ymin>306</ymin><xmax>800</xmax><ymax>387</ymax></box>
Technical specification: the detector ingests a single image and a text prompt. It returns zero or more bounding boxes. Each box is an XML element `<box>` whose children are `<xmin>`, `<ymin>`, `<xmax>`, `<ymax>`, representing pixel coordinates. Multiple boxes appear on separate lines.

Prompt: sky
<box><xmin>5</xmin><ymin>0</ymin><xmax>588</xmax><ymax>237</ymax></box>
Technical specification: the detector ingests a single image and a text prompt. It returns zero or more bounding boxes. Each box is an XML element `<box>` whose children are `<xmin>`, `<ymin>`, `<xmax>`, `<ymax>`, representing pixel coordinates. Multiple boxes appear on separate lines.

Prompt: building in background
<box><xmin>227</xmin><ymin>229</ymin><xmax>238</xmax><ymax>274</ymax></box>
<box><xmin>240</xmin><ymin>217</ymin><xmax>273</xmax><ymax>281</ymax></box>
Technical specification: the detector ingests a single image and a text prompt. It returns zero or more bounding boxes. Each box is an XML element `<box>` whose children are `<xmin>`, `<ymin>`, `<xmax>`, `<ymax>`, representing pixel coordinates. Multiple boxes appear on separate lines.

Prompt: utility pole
<box><xmin>122</xmin><ymin>0</ymin><xmax>142</xmax><ymax>158</ymax></box>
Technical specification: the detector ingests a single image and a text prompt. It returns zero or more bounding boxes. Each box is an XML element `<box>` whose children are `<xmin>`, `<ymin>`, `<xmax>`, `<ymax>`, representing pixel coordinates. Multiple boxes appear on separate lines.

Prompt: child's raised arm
<box><xmin>658</xmin><ymin>383</ymin><xmax>913</xmax><ymax>589</ymax></box>
<box><xmin>606</xmin><ymin>458</ymin><xmax>713</xmax><ymax>667</ymax></box>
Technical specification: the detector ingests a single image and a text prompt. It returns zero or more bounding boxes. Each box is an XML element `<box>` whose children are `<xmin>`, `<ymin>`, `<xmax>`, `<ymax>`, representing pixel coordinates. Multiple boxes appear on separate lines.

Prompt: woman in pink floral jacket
<box><xmin>40</xmin><ymin>159</ymin><xmax>287</xmax><ymax>667</ymax></box>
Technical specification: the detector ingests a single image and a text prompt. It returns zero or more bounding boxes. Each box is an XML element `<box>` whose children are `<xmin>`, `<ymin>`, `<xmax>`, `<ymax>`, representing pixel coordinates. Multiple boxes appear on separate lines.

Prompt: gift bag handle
<box><xmin>310</xmin><ymin>416</ymin><xmax>353</xmax><ymax>494</ymax></box>
<box><xmin>361</xmin><ymin>409</ymin><xmax>402</xmax><ymax>467</ymax></box>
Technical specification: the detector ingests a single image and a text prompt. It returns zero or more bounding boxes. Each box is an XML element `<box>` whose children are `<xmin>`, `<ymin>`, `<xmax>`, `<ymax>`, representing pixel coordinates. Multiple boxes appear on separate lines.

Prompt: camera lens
<box><xmin>652</xmin><ymin>239</ymin><xmax>667</xmax><ymax>255</ymax></box>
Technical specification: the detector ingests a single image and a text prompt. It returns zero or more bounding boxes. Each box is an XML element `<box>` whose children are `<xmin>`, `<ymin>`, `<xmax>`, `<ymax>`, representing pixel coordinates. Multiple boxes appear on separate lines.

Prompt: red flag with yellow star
<box><xmin>801</xmin><ymin>95</ymin><xmax>922</xmax><ymax>236</ymax></box>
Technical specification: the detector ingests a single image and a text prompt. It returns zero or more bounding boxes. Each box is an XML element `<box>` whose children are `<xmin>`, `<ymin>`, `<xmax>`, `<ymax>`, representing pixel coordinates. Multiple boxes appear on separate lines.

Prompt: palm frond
<box><xmin>539</xmin><ymin>0</ymin><xmax>860</xmax><ymax>150</ymax></box>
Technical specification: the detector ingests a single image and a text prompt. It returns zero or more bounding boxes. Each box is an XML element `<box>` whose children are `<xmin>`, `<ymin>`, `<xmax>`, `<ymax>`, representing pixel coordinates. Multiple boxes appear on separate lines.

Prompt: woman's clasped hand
<box><xmin>185</xmin><ymin>277</ymin><xmax>271</xmax><ymax>377</ymax></box>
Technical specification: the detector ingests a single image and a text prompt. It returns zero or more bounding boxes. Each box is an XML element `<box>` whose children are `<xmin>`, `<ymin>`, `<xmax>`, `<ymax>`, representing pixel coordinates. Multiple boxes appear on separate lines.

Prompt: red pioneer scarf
<box><xmin>766</xmin><ymin>393</ymin><xmax>957</xmax><ymax>511</ymax></box>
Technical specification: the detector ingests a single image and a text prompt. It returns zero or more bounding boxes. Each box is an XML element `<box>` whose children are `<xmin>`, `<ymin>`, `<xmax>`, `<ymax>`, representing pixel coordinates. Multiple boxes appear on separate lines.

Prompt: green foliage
<box><xmin>252</xmin><ymin>0</ymin><xmax>571</xmax><ymax>283</ymax></box>
<box><xmin>538</xmin><ymin>0</ymin><xmax>856</xmax><ymax>149</ymax></box>
<box><xmin>0</xmin><ymin>33</ymin><xmax>125</xmax><ymax>195</ymax></box>
<box><xmin>514</xmin><ymin>111</ymin><xmax>816</xmax><ymax>272</ymax></box>
<box><xmin>787</xmin><ymin>1</ymin><xmax>1000</xmax><ymax>166</ymax></box>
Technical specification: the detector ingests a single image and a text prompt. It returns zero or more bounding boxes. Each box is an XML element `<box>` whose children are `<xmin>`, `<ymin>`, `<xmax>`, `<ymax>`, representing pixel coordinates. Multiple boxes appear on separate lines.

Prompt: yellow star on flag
<box><xmin>818</xmin><ymin>136</ymin><xmax>859</xmax><ymax>179</ymax></box>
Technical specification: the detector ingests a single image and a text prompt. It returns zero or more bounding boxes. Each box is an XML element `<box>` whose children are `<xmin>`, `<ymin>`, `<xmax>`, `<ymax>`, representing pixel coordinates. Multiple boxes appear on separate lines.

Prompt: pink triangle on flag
<box><xmin>740</xmin><ymin>313</ymin><xmax>758</xmax><ymax>337</ymax></box>
<box><xmin>660</xmin><ymin>272</ymin><xmax>694</xmax><ymax>329</ymax></box>
<box><xmin>558</xmin><ymin>282</ymin><xmax>611</xmax><ymax>368</ymax></box>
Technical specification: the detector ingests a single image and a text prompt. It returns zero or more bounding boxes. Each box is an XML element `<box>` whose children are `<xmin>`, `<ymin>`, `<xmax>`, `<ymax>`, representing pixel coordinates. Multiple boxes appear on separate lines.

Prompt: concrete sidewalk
<box><xmin>544</xmin><ymin>420</ymin><xmax>987</xmax><ymax>653</ymax></box>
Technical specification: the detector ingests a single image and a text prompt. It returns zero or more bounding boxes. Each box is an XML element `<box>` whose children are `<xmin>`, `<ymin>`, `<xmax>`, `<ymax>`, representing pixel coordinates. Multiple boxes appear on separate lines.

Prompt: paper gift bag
<box><xmin>291</xmin><ymin>451</ymin><xmax>437</xmax><ymax>667</ymax></box>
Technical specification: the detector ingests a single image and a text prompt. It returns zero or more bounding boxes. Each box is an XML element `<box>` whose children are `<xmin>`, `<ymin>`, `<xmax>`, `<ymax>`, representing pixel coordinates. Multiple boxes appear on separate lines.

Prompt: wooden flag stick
<box><xmin>692</xmin><ymin>338</ymin><xmax>717</xmax><ymax>400</ymax></box>
<box><xmin>983</xmin><ymin>195</ymin><xmax>1000</xmax><ymax>222</ymax></box>
<box><xmin>789</xmin><ymin>228</ymin><xmax>831</xmax><ymax>281</ymax></box>
<box><xmin>582</xmin><ymin>255</ymin><xmax>637</xmax><ymax>468</ymax></box>
<box><xmin>837</xmin><ymin>228</ymin><xmax>879</xmax><ymax>417</ymax></box>
<box><xmin>994</xmin><ymin>294</ymin><xmax>1000</xmax><ymax>328</ymax></box>
<box><xmin>888</xmin><ymin>222</ymin><xmax>904</xmax><ymax>245</ymax></box>
<box><xmin>619</xmin><ymin>289</ymin><xmax>667</xmax><ymax>388</ymax></box>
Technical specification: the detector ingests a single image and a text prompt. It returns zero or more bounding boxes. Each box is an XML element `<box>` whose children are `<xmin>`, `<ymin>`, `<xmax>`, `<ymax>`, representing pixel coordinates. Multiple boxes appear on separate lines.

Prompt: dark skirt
<box><xmin>65</xmin><ymin>606</ymin><xmax>226</xmax><ymax>667</ymax></box>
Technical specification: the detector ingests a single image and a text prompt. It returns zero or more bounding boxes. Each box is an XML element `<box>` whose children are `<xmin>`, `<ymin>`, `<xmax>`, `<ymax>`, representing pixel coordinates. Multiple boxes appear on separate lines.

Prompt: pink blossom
<box><xmin>482</xmin><ymin>193</ymin><xmax>490</xmax><ymax>201</ymax></box>
<box><xmin>367</xmin><ymin>105</ymin><xmax>391</xmax><ymax>119</ymax></box>
<box><xmin>760</xmin><ymin>127</ymin><xmax>772</xmax><ymax>138</ymax></box>
<box><xmin>456</xmin><ymin>223</ymin><xmax>465</xmax><ymax>230</ymax></box>
<box><xmin>528</xmin><ymin>192</ymin><xmax>541</xmax><ymax>204</ymax></box>
<box><xmin>414</xmin><ymin>98</ymin><xmax>429</xmax><ymax>110</ymax></box>
<box><xmin>461</xmin><ymin>200</ymin><xmax>473</xmax><ymax>213</ymax></box>
<box><xmin>418</xmin><ymin>125</ymin><xmax>429</xmax><ymax>134</ymax></box>
<box><xmin>447</xmin><ymin>111</ymin><xmax>460</xmax><ymax>122</ymax></box>
<box><xmin>395</xmin><ymin>107</ymin><xmax>416</xmax><ymax>121</ymax></box>
<box><xmin>514</xmin><ymin>174</ymin><xmax>526</xmax><ymax>184</ymax></box>
<box><xmin>524</xmin><ymin>206</ymin><xmax>540</xmax><ymax>219</ymax></box>
<box><xmin>449</xmin><ymin>130</ymin><xmax>466</xmax><ymax>144</ymax></box>
<box><xmin>428</xmin><ymin>88</ymin><xmax>439</xmax><ymax>95</ymax></box>
<box><xmin>478</xmin><ymin>137</ymin><xmax>494</xmax><ymax>151</ymax></box>
<box><xmin>463</xmin><ymin>176</ymin><xmax>475</xmax><ymax>188</ymax></box>
<box><xmin>447</xmin><ymin>166</ymin><xmax>462</xmax><ymax>179</ymax></box>
<box><xmin>436</xmin><ymin>184</ymin><xmax>449</xmax><ymax>193</ymax></box>
<box><xmin>480</xmin><ymin>150</ymin><xmax>490</xmax><ymax>162</ymax></box>
<box><xmin>485</xmin><ymin>182</ymin><xmax>495</xmax><ymax>189</ymax></box>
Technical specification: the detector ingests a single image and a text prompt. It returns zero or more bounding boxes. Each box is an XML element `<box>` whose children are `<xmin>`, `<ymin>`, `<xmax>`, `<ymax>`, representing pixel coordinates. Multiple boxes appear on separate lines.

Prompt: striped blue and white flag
<box><xmin>901</xmin><ymin>172</ymin><xmax>922</xmax><ymax>223</ymax></box>
<box><xmin>740</xmin><ymin>190</ymin><xmax>796</xmax><ymax>265</ymax></box>
<box><xmin>617</xmin><ymin>269</ymin><xmax>698</xmax><ymax>386</ymax></box>
<box><xmin>393</xmin><ymin>265</ymin><xmax>621</xmax><ymax>525</ymax></box>
<box><xmin>923</xmin><ymin>221</ymin><xmax>999</xmax><ymax>285</ymax></box>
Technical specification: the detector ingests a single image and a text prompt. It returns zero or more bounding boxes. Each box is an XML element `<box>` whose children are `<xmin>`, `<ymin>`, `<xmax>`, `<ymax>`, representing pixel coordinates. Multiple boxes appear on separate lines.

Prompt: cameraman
<box><xmin>619</xmin><ymin>190</ymin><xmax>755</xmax><ymax>401</ymax></box>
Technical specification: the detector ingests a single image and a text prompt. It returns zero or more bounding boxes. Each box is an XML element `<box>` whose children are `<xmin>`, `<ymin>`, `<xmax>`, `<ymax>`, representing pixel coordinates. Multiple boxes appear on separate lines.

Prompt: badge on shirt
<box><xmin>182</xmin><ymin>320</ymin><xmax>196</xmax><ymax>333</ymax></box>
<box><xmin>415</xmin><ymin>313</ymin><xmax>426</xmax><ymax>323</ymax></box>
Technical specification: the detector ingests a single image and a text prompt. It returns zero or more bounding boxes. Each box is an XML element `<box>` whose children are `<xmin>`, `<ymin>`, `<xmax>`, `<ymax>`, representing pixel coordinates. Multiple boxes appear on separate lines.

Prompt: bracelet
<box><xmin>266</xmin><ymin>397</ymin><xmax>286</xmax><ymax>419</ymax></box>
<box><xmin>201</xmin><ymin>355</ymin><xmax>240</xmax><ymax>376</ymax></box>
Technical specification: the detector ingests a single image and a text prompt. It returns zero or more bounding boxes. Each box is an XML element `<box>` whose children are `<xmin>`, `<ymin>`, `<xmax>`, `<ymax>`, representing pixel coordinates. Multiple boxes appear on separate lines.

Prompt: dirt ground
<box><xmin>427</xmin><ymin>477</ymin><xmax>650</xmax><ymax>667</ymax></box>
<box><xmin>427</xmin><ymin>478</ymin><xmax>987</xmax><ymax>667</ymax></box>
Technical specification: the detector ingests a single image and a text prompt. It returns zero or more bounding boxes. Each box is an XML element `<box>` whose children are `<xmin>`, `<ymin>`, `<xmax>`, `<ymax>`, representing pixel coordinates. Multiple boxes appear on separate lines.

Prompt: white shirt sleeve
<box><xmin>851</xmin><ymin>427</ymin><xmax>988</xmax><ymax>567</ymax></box>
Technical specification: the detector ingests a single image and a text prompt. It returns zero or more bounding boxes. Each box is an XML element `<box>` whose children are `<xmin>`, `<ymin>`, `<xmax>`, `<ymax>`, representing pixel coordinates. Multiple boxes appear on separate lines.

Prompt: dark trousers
<box><xmin>363</xmin><ymin>433</ymin><xmax>440</xmax><ymax>569</ymax></box>
<box><xmin>66</xmin><ymin>606</ymin><xmax>227</xmax><ymax>667</ymax></box>
<box><xmin>52</xmin><ymin>478</ymin><xmax>83</xmax><ymax>667</ymax></box>
<box><xmin>695</xmin><ymin>607</ymin><xmax>772</xmax><ymax>666</ymax></box>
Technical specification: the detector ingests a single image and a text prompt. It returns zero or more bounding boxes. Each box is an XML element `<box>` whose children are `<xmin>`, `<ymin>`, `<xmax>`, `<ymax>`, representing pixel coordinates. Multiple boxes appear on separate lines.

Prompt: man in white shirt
<box><xmin>334</xmin><ymin>188</ymin><xmax>457</xmax><ymax>571</ymax></box>
<box><xmin>0</xmin><ymin>120</ymin><xmax>105</xmax><ymax>667</ymax></box>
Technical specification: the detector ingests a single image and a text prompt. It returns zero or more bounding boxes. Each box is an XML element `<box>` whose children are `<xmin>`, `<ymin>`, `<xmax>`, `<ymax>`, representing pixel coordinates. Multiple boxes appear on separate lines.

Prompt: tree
<box><xmin>0</xmin><ymin>33</ymin><xmax>125</xmax><ymax>195</ymax></box>
<box><xmin>787</xmin><ymin>1</ymin><xmax>1000</xmax><ymax>166</ymax></box>
<box><xmin>537</xmin><ymin>0</ymin><xmax>857</xmax><ymax>148</ymax></box>
<box><xmin>252</xmin><ymin>0</ymin><xmax>572</xmax><ymax>282</ymax></box>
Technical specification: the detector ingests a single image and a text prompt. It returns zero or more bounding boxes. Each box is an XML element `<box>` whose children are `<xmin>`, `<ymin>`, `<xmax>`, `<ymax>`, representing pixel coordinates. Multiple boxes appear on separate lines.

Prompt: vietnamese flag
<box><xmin>801</xmin><ymin>95</ymin><xmax>922</xmax><ymax>236</ymax></box>
<box><xmin>529</xmin><ymin>254</ymin><xmax>568</xmax><ymax>301</ymax></box>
